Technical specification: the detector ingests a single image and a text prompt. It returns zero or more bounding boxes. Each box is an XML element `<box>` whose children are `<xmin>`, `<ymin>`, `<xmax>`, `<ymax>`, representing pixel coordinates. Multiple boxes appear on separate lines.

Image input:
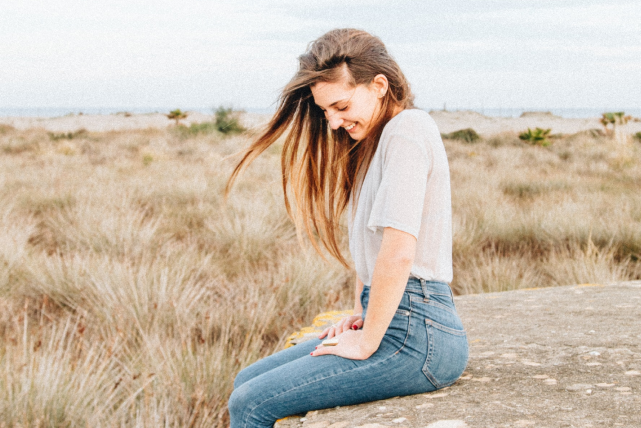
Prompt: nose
<box><xmin>326</xmin><ymin>113</ymin><xmax>343</xmax><ymax>130</ymax></box>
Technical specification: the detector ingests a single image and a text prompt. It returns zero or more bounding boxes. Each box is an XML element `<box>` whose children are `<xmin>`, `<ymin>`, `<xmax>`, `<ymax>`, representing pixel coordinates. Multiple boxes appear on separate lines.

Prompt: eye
<box><xmin>338</xmin><ymin>105</ymin><xmax>348</xmax><ymax>111</ymax></box>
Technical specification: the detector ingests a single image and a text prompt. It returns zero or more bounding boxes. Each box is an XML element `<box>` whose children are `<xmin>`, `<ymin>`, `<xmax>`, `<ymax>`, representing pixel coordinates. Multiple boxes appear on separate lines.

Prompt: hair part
<box><xmin>226</xmin><ymin>28</ymin><xmax>414</xmax><ymax>266</ymax></box>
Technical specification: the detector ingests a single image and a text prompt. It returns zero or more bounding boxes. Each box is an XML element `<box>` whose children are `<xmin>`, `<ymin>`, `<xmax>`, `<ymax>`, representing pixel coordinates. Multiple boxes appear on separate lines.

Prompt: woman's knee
<box><xmin>228</xmin><ymin>383</ymin><xmax>275</xmax><ymax>428</ymax></box>
<box><xmin>227</xmin><ymin>386</ymin><xmax>246</xmax><ymax>422</ymax></box>
<box><xmin>233</xmin><ymin>366</ymin><xmax>254</xmax><ymax>390</ymax></box>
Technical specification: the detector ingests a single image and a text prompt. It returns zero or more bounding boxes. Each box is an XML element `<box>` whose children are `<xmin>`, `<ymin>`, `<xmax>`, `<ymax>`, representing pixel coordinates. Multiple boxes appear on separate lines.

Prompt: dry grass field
<box><xmin>0</xmin><ymin>121</ymin><xmax>639</xmax><ymax>426</ymax></box>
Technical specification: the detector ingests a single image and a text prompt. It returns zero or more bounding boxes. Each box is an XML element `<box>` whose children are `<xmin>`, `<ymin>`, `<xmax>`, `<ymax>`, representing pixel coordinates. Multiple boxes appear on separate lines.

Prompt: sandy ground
<box><xmin>2</xmin><ymin>111</ymin><xmax>640</xmax><ymax>136</ymax></box>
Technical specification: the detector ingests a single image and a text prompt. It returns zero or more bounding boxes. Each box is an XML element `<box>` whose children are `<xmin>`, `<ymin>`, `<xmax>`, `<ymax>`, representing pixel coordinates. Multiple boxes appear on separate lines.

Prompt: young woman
<box><xmin>226</xmin><ymin>28</ymin><xmax>468</xmax><ymax>427</ymax></box>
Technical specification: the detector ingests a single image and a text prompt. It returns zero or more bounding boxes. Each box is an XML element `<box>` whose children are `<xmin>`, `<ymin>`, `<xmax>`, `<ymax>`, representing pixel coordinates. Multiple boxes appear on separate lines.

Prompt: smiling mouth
<box><xmin>344</xmin><ymin>123</ymin><xmax>356</xmax><ymax>131</ymax></box>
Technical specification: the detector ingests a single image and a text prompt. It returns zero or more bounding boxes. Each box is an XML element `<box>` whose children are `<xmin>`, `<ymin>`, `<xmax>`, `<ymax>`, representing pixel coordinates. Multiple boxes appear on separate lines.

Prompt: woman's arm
<box><xmin>312</xmin><ymin>227</ymin><xmax>416</xmax><ymax>359</ymax></box>
<box><xmin>359</xmin><ymin>227</ymin><xmax>415</xmax><ymax>354</ymax></box>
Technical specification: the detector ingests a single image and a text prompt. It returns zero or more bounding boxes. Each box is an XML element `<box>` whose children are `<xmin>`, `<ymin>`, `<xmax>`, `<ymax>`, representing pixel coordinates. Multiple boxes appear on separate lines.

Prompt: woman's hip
<box><xmin>360</xmin><ymin>277</ymin><xmax>469</xmax><ymax>388</ymax></box>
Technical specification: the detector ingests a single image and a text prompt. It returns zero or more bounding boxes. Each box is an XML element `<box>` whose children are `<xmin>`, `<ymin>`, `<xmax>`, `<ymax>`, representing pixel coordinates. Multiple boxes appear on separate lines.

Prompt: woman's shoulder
<box><xmin>383</xmin><ymin>108</ymin><xmax>439</xmax><ymax>137</ymax></box>
<box><xmin>381</xmin><ymin>108</ymin><xmax>441</xmax><ymax>144</ymax></box>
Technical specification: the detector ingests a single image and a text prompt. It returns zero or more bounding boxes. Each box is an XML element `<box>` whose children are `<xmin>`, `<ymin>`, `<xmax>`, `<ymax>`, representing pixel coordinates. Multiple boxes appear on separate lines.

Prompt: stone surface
<box><xmin>275</xmin><ymin>281</ymin><xmax>641</xmax><ymax>427</ymax></box>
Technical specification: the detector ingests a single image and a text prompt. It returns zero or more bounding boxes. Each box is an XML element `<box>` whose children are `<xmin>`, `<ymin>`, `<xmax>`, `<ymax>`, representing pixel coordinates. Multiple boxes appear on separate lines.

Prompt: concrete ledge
<box><xmin>276</xmin><ymin>282</ymin><xmax>641</xmax><ymax>427</ymax></box>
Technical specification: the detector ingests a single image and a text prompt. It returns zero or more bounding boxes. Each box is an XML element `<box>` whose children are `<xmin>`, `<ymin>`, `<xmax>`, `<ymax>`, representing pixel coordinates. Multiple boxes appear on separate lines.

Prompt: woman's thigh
<box><xmin>234</xmin><ymin>339</ymin><xmax>321</xmax><ymax>389</ymax></box>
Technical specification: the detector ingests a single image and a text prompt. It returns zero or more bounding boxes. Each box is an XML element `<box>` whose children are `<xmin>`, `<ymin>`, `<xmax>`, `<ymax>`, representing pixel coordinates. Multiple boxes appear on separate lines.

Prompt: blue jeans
<box><xmin>228</xmin><ymin>278</ymin><xmax>468</xmax><ymax>427</ymax></box>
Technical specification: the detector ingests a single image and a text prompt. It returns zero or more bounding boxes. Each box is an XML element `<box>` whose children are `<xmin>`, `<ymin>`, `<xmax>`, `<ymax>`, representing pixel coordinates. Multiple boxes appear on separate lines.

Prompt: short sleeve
<box><xmin>366</xmin><ymin>133</ymin><xmax>430</xmax><ymax>238</ymax></box>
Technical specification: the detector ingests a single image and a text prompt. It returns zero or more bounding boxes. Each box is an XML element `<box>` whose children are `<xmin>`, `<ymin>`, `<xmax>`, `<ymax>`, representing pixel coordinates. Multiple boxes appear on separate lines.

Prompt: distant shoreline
<box><xmin>2</xmin><ymin>110</ymin><xmax>641</xmax><ymax>136</ymax></box>
<box><xmin>2</xmin><ymin>107</ymin><xmax>640</xmax><ymax>120</ymax></box>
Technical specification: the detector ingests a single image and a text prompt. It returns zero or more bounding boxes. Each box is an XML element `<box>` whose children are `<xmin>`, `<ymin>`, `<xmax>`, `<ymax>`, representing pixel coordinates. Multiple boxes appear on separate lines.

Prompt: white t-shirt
<box><xmin>347</xmin><ymin>109</ymin><xmax>453</xmax><ymax>285</ymax></box>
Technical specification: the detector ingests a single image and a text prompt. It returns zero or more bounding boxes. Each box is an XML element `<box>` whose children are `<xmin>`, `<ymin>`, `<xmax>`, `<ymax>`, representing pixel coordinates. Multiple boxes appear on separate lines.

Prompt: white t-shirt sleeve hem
<box><xmin>366</xmin><ymin>219</ymin><xmax>420</xmax><ymax>240</ymax></box>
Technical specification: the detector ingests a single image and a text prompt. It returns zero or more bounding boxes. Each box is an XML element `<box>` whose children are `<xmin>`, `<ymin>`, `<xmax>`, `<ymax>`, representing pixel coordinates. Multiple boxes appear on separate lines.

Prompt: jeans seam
<box><xmin>422</xmin><ymin>321</ymin><xmax>467</xmax><ymax>389</ymax></box>
<box><xmin>243</xmin><ymin>344</ymin><xmax>410</xmax><ymax>426</ymax></box>
<box><xmin>409</xmin><ymin>293</ymin><xmax>457</xmax><ymax>315</ymax></box>
<box><xmin>427</xmin><ymin>300</ymin><xmax>457</xmax><ymax>315</ymax></box>
<box><xmin>425</xmin><ymin>318</ymin><xmax>467</xmax><ymax>335</ymax></box>
<box><xmin>398</xmin><ymin>301</ymin><xmax>412</xmax><ymax>352</ymax></box>
<box><xmin>423</xmin><ymin>324</ymin><xmax>438</xmax><ymax>388</ymax></box>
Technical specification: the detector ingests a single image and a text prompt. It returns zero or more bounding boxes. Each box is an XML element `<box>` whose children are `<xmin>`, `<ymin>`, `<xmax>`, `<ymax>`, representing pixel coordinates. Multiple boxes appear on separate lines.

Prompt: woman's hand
<box><xmin>318</xmin><ymin>313</ymin><xmax>363</xmax><ymax>340</ymax></box>
<box><xmin>310</xmin><ymin>329</ymin><xmax>375</xmax><ymax>360</ymax></box>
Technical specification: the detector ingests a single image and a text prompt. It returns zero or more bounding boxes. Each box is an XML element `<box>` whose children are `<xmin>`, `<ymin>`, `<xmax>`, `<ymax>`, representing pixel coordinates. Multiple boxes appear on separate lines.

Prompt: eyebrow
<box><xmin>315</xmin><ymin>98</ymin><xmax>348</xmax><ymax>110</ymax></box>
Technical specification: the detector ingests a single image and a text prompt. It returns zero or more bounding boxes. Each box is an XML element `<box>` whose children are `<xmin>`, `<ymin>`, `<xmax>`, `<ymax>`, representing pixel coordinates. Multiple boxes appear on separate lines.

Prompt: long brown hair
<box><xmin>225</xmin><ymin>28</ymin><xmax>414</xmax><ymax>267</ymax></box>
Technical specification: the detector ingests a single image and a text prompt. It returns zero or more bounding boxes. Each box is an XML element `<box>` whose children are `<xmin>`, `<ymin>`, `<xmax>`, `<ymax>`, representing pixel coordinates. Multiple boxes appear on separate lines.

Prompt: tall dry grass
<box><xmin>448</xmin><ymin>131</ymin><xmax>641</xmax><ymax>293</ymax></box>
<box><xmin>0</xmin><ymin>121</ymin><xmax>639</xmax><ymax>426</ymax></box>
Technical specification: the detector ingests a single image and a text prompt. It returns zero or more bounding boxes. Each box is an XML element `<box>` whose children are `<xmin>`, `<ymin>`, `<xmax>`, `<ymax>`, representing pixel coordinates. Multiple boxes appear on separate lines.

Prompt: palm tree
<box><xmin>167</xmin><ymin>109</ymin><xmax>188</xmax><ymax>125</ymax></box>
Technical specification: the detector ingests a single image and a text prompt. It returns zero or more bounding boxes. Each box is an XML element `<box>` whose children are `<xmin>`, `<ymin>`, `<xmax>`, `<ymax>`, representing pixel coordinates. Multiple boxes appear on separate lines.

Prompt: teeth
<box><xmin>345</xmin><ymin>123</ymin><xmax>355</xmax><ymax>131</ymax></box>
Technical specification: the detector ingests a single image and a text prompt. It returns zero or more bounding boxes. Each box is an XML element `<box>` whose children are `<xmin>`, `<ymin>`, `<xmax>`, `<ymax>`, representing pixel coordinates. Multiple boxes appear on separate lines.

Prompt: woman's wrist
<box><xmin>358</xmin><ymin>331</ymin><xmax>380</xmax><ymax>356</ymax></box>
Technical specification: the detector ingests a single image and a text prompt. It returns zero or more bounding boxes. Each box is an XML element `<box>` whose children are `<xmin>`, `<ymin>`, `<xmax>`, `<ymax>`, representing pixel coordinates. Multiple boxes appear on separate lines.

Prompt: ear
<box><xmin>370</xmin><ymin>74</ymin><xmax>389</xmax><ymax>99</ymax></box>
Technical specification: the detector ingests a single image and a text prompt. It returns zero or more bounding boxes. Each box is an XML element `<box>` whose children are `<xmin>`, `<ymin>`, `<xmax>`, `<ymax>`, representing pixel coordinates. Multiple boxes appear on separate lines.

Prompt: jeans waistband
<box><xmin>363</xmin><ymin>277</ymin><xmax>453</xmax><ymax>299</ymax></box>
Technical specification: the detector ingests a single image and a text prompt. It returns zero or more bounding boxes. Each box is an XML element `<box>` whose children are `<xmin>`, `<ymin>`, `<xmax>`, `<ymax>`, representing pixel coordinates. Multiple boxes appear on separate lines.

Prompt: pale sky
<box><xmin>1</xmin><ymin>0</ymin><xmax>640</xmax><ymax>110</ymax></box>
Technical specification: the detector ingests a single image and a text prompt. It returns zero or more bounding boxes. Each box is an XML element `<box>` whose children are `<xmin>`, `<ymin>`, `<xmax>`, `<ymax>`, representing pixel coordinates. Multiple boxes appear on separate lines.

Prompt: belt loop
<box><xmin>420</xmin><ymin>278</ymin><xmax>429</xmax><ymax>298</ymax></box>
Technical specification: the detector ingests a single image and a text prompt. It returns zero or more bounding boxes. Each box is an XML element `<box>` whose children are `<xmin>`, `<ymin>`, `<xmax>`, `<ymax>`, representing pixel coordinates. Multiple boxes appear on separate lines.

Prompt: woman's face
<box><xmin>311</xmin><ymin>70</ymin><xmax>387</xmax><ymax>141</ymax></box>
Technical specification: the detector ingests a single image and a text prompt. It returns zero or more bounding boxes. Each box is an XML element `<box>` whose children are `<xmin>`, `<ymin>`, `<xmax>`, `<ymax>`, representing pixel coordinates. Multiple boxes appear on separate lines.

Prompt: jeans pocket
<box><xmin>422</xmin><ymin>319</ymin><xmax>469</xmax><ymax>389</ymax></box>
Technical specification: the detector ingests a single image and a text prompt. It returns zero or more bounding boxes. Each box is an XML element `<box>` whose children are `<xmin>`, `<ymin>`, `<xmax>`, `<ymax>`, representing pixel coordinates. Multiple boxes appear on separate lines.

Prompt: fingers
<box><xmin>318</xmin><ymin>328</ymin><xmax>329</xmax><ymax>339</ymax></box>
<box><xmin>351</xmin><ymin>319</ymin><xmax>364</xmax><ymax>330</ymax></box>
<box><xmin>335</xmin><ymin>320</ymin><xmax>349</xmax><ymax>335</ymax></box>
<box><xmin>310</xmin><ymin>343</ymin><xmax>337</xmax><ymax>357</ymax></box>
<box><xmin>317</xmin><ymin>324</ymin><xmax>339</xmax><ymax>339</ymax></box>
<box><xmin>317</xmin><ymin>315</ymin><xmax>362</xmax><ymax>339</ymax></box>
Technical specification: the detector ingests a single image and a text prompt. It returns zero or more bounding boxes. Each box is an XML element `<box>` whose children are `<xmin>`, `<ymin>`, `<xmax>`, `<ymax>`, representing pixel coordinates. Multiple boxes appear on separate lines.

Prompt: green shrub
<box><xmin>167</xmin><ymin>109</ymin><xmax>188</xmax><ymax>125</ymax></box>
<box><xmin>142</xmin><ymin>153</ymin><xmax>154</xmax><ymax>166</ymax></box>
<box><xmin>214</xmin><ymin>107</ymin><xmax>245</xmax><ymax>135</ymax></box>
<box><xmin>189</xmin><ymin>121</ymin><xmax>218</xmax><ymax>135</ymax></box>
<box><xmin>175</xmin><ymin>121</ymin><xmax>219</xmax><ymax>138</ymax></box>
<box><xmin>48</xmin><ymin>129</ymin><xmax>87</xmax><ymax>141</ymax></box>
<box><xmin>519</xmin><ymin>128</ymin><xmax>552</xmax><ymax>146</ymax></box>
<box><xmin>502</xmin><ymin>182</ymin><xmax>545</xmax><ymax>199</ymax></box>
<box><xmin>502</xmin><ymin>180</ymin><xmax>567</xmax><ymax>200</ymax></box>
<box><xmin>584</xmin><ymin>129</ymin><xmax>606</xmax><ymax>138</ymax></box>
<box><xmin>485</xmin><ymin>132</ymin><xmax>522</xmax><ymax>148</ymax></box>
<box><xmin>441</xmin><ymin>128</ymin><xmax>480</xmax><ymax>143</ymax></box>
<box><xmin>0</xmin><ymin>124</ymin><xmax>15</xmax><ymax>135</ymax></box>
<box><xmin>2</xmin><ymin>137</ymin><xmax>39</xmax><ymax>154</ymax></box>
<box><xmin>600</xmin><ymin>112</ymin><xmax>630</xmax><ymax>127</ymax></box>
<box><xmin>600</xmin><ymin>112</ymin><xmax>631</xmax><ymax>137</ymax></box>
<box><xmin>634</xmin><ymin>132</ymin><xmax>641</xmax><ymax>142</ymax></box>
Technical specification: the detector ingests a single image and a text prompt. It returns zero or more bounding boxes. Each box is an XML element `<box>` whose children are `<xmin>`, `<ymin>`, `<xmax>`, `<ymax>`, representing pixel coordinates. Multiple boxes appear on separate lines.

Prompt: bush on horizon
<box><xmin>47</xmin><ymin>129</ymin><xmax>87</xmax><ymax>141</ymax></box>
<box><xmin>519</xmin><ymin>127</ymin><xmax>552</xmax><ymax>146</ymax></box>
<box><xmin>175</xmin><ymin>121</ymin><xmax>219</xmax><ymax>138</ymax></box>
<box><xmin>441</xmin><ymin>128</ymin><xmax>480</xmax><ymax>143</ymax></box>
<box><xmin>172</xmin><ymin>105</ymin><xmax>246</xmax><ymax>138</ymax></box>
<box><xmin>214</xmin><ymin>107</ymin><xmax>245</xmax><ymax>135</ymax></box>
<box><xmin>600</xmin><ymin>112</ymin><xmax>632</xmax><ymax>137</ymax></box>
<box><xmin>0</xmin><ymin>124</ymin><xmax>15</xmax><ymax>135</ymax></box>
